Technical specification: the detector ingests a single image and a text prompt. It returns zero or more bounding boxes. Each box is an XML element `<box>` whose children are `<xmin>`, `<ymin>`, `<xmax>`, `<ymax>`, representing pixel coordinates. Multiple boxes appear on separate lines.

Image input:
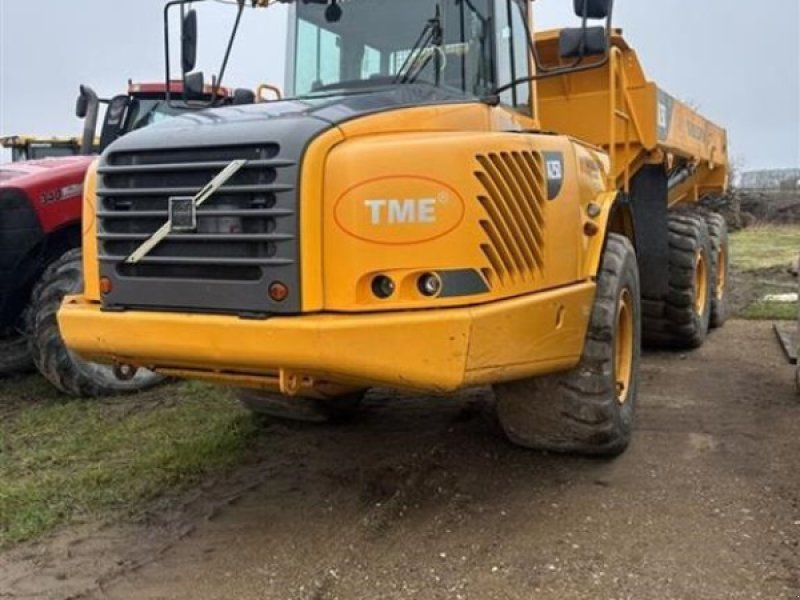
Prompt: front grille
<box><xmin>474</xmin><ymin>151</ymin><xmax>547</xmax><ymax>288</ymax></box>
<box><xmin>96</xmin><ymin>144</ymin><xmax>301</xmax><ymax>315</ymax></box>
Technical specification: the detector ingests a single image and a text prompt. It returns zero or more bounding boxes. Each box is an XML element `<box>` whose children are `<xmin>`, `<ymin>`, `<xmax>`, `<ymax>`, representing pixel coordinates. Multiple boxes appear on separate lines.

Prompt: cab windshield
<box><xmin>289</xmin><ymin>0</ymin><xmax>497</xmax><ymax>99</ymax></box>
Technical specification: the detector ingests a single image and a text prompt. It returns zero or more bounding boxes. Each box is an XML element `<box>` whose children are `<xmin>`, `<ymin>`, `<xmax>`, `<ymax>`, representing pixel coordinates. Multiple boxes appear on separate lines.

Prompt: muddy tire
<box><xmin>704</xmin><ymin>212</ymin><xmax>730</xmax><ymax>328</ymax></box>
<box><xmin>237</xmin><ymin>389</ymin><xmax>365</xmax><ymax>424</ymax></box>
<box><xmin>642</xmin><ymin>214</ymin><xmax>713</xmax><ymax>349</ymax></box>
<box><xmin>28</xmin><ymin>249</ymin><xmax>165</xmax><ymax>397</ymax></box>
<box><xmin>0</xmin><ymin>320</ymin><xmax>33</xmax><ymax>376</ymax></box>
<box><xmin>495</xmin><ymin>234</ymin><xmax>641</xmax><ymax>457</ymax></box>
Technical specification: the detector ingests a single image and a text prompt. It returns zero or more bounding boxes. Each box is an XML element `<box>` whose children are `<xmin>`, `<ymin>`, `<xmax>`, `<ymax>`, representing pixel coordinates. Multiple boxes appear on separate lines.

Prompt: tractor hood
<box><xmin>0</xmin><ymin>156</ymin><xmax>95</xmax><ymax>189</ymax></box>
<box><xmin>103</xmin><ymin>85</ymin><xmax>477</xmax><ymax>155</ymax></box>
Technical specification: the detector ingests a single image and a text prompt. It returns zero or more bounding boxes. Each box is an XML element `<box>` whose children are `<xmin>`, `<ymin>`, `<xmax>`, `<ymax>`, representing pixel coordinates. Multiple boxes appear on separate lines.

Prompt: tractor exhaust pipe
<box><xmin>76</xmin><ymin>85</ymin><xmax>100</xmax><ymax>156</ymax></box>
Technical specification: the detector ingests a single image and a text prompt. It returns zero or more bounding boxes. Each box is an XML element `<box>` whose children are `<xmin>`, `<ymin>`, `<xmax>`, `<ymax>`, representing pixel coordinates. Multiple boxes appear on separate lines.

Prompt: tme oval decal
<box><xmin>334</xmin><ymin>175</ymin><xmax>466</xmax><ymax>245</ymax></box>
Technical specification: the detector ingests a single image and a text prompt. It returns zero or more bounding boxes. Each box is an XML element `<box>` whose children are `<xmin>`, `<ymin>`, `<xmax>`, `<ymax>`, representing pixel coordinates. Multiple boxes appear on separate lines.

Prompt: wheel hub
<box><xmin>615</xmin><ymin>289</ymin><xmax>634</xmax><ymax>405</ymax></box>
<box><xmin>694</xmin><ymin>249</ymin><xmax>709</xmax><ymax>315</ymax></box>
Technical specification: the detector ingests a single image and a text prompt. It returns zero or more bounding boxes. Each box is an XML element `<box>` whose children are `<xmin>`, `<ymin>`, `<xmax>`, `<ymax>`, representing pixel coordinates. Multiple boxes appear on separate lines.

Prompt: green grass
<box><xmin>730</xmin><ymin>225</ymin><xmax>800</xmax><ymax>271</ymax></box>
<box><xmin>741</xmin><ymin>300</ymin><xmax>798</xmax><ymax>321</ymax></box>
<box><xmin>730</xmin><ymin>225</ymin><xmax>798</xmax><ymax>320</ymax></box>
<box><xmin>0</xmin><ymin>381</ymin><xmax>255</xmax><ymax>548</ymax></box>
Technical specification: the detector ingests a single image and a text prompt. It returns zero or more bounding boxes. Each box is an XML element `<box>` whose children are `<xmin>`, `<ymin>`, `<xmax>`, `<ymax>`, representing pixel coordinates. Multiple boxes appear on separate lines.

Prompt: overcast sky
<box><xmin>1</xmin><ymin>0</ymin><xmax>798</xmax><ymax>170</ymax></box>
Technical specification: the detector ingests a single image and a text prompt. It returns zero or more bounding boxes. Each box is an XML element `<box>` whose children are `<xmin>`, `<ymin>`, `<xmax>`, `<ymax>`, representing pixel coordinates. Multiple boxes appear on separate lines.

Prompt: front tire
<box><xmin>28</xmin><ymin>249</ymin><xmax>166</xmax><ymax>397</ymax></box>
<box><xmin>495</xmin><ymin>234</ymin><xmax>641</xmax><ymax>457</ymax></box>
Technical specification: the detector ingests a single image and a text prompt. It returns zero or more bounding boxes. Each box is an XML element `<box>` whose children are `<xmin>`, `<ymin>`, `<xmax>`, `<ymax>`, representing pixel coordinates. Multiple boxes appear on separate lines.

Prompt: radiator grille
<box><xmin>96</xmin><ymin>143</ymin><xmax>300</xmax><ymax>314</ymax></box>
<box><xmin>474</xmin><ymin>151</ymin><xmax>547</xmax><ymax>287</ymax></box>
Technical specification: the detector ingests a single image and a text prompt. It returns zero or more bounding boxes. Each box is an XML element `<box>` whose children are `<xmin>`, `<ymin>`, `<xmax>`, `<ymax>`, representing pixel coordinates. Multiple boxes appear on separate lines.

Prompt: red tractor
<box><xmin>0</xmin><ymin>81</ymin><xmax>251</xmax><ymax>395</ymax></box>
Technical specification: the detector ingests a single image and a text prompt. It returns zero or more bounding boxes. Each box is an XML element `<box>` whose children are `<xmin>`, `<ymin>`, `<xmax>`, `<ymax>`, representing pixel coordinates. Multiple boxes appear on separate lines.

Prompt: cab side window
<box><xmin>495</xmin><ymin>0</ymin><xmax>532</xmax><ymax>114</ymax></box>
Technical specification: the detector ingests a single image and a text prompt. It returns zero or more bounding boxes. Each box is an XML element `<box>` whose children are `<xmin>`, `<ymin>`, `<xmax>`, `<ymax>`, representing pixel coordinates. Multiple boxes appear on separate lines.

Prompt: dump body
<box><xmin>536</xmin><ymin>32</ymin><xmax>728</xmax><ymax>204</ymax></box>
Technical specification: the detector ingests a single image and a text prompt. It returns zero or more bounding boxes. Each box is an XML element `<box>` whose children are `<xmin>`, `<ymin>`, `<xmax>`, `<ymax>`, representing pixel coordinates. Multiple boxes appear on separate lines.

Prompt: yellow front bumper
<box><xmin>59</xmin><ymin>282</ymin><xmax>594</xmax><ymax>393</ymax></box>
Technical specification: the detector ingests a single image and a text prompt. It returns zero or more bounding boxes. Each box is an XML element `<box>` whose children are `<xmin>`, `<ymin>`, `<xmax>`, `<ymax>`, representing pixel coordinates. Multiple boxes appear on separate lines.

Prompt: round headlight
<box><xmin>371</xmin><ymin>275</ymin><xmax>396</xmax><ymax>299</ymax></box>
<box><xmin>418</xmin><ymin>273</ymin><xmax>442</xmax><ymax>297</ymax></box>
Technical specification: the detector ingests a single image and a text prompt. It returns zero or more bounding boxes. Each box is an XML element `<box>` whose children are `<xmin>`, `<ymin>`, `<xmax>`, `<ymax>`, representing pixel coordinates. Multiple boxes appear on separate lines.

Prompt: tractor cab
<box><xmin>1</xmin><ymin>135</ymin><xmax>84</xmax><ymax>162</ymax></box>
<box><xmin>75</xmin><ymin>80</ymin><xmax>252</xmax><ymax>156</ymax></box>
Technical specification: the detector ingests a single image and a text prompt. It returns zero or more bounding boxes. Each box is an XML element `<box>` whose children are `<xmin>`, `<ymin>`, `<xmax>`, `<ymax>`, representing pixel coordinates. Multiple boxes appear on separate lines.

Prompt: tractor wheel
<box><xmin>495</xmin><ymin>234</ymin><xmax>641</xmax><ymax>457</ymax></box>
<box><xmin>0</xmin><ymin>318</ymin><xmax>33</xmax><ymax>376</ymax></box>
<box><xmin>28</xmin><ymin>249</ymin><xmax>166</xmax><ymax>397</ymax></box>
<box><xmin>642</xmin><ymin>214</ymin><xmax>714</xmax><ymax>349</ymax></box>
<box><xmin>237</xmin><ymin>389</ymin><xmax>365</xmax><ymax>424</ymax></box>
<box><xmin>704</xmin><ymin>212</ymin><xmax>730</xmax><ymax>328</ymax></box>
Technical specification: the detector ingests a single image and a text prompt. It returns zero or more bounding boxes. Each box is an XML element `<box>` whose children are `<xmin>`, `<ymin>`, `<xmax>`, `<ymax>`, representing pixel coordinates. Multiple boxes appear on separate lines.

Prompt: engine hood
<box><xmin>0</xmin><ymin>156</ymin><xmax>94</xmax><ymax>188</ymax></box>
<box><xmin>104</xmin><ymin>85</ymin><xmax>477</xmax><ymax>155</ymax></box>
<box><xmin>92</xmin><ymin>85</ymin><xmax>478</xmax><ymax>317</ymax></box>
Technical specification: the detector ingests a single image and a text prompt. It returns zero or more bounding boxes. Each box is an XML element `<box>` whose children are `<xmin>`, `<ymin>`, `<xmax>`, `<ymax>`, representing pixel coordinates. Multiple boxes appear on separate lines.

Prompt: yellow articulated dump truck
<box><xmin>60</xmin><ymin>0</ymin><xmax>728</xmax><ymax>456</ymax></box>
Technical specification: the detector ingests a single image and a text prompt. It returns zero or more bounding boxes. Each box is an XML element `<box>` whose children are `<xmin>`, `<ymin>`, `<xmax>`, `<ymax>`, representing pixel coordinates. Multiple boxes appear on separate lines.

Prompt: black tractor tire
<box><xmin>237</xmin><ymin>388</ymin><xmax>365</xmax><ymax>424</ymax></box>
<box><xmin>704</xmin><ymin>212</ymin><xmax>730</xmax><ymax>328</ymax></box>
<box><xmin>0</xmin><ymin>318</ymin><xmax>33</xmax><ymax>376</ymax></box>
<box><xmin>642</xmin><ymin>214</ymin><xmax>714</xmax><ymax>349</ymax></box>
<box><xmin>28</xmin><ymin>249</ymin><xmax>166</xmax><ymax>398</ymax></box>
<box><xmin>495</xmin><ymin>234</ymin><xmax>641</xmax><ymax>457</ymax></box>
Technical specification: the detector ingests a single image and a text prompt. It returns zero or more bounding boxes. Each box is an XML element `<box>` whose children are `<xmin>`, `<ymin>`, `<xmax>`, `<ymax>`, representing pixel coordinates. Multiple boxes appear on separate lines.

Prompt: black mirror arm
<box><xmin>164</xmin><ymin>0</ymin><xmax>178</xmax><ymax>107</ymax></box>
<box><xmin>492</xmin><ymin>0</ymin><xmax>614</xmax><ymax>96</ymax></box>
<box><xmin>211</xmin><ymin>0</ymin><xmax>246</xmax><ymax>104</ymax></box>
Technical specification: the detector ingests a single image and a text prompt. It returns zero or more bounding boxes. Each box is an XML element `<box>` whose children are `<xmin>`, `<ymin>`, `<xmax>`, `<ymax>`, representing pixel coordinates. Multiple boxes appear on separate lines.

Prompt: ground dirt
<box><xmin>1</xmin><ymin>321</ymin><xmax>798</xmax><ymax>600</ymax></box>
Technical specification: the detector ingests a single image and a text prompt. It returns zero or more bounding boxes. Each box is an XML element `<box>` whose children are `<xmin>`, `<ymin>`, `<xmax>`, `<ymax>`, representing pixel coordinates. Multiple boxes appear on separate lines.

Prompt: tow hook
<box><xmin>113</xmin><ymin>363</ymin><xmax>139</xmax><ymax>381</ymax></box>
<box><xmin>279</xmin><ymin>370</ymin><xmax>306</xmax><ymax>396</ymax></box>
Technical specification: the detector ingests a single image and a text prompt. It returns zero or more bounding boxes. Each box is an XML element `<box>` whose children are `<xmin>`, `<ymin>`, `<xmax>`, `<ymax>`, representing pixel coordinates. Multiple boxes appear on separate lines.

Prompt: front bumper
<box><xmin>59</xmin><ymin>281</ymin><xmax>594</xmax><ymax>393</ymax></box>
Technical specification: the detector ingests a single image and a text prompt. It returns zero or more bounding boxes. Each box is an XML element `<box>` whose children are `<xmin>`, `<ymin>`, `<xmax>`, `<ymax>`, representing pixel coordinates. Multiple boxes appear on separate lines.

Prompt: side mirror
<box><xmin>181</xmin><ymin>9</ymin><xmax>198</xmax><ymax>74</ymax></box>
<box><xmin>184</xmin><ymin>71</ymin><xmax>206</xmax><ymax>100</ymax></box>
<box><xmin>573</xmin><ymin>0</ymin><xmax>612</xmax><ymax>20</ymax></box>
<box><xmin>105</xmin><ymin>95</ymin><xmax>130</xmax><ymax>126</ymax></box>
<box><xmin>559</xmin><ymin>26</ymin><xmax>609</xmax><ymax>59</ymax></box>
<box><xmin>99</xmin><ymin>94</ymin><xmax>131</xmax><ymax>151</ymax></box>
<box><xmin>75</xmin><ymin>90</ymin><xmax>89</xmax><ymax>119</ymax></box>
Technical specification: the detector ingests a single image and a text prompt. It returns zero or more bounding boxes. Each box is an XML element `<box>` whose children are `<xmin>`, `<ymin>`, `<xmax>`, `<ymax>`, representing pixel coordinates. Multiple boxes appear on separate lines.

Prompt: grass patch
<box><xmin>741</xmin><ymin>300</ymin><xmax>797</xmax><ymax>321</ymax></box>
<box><xmin>0</xmin><ymin>381</ymin><xmax>255</xmax><ymax>548</ymax></box>
<box><xmin>730</xmin><ymin>225</ymin><xmax>800</xmax><ymax>271</ymax></box>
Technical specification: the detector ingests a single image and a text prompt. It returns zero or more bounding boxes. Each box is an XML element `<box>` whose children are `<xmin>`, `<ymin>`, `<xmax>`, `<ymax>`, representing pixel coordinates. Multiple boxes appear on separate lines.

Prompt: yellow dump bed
<box><xmin>535</xmin><ymin>31</ymin><xmax>728</xmax><ymax>205</ymax></box>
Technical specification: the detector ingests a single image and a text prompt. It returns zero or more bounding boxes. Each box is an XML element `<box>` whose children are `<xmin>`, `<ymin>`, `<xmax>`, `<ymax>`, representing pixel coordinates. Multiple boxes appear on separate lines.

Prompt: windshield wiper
<box><xmin>394</xmin><ymin>8</ymin><xmax>443</xmax><ymax>85</ymax></box>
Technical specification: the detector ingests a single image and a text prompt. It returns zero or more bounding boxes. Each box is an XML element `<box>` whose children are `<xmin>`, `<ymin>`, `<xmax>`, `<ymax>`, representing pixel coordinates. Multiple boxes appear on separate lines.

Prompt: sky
<box><xmin>1</xmin><ymin>0</ymin><xmax>798</xmax><ymax>171</ymax></box>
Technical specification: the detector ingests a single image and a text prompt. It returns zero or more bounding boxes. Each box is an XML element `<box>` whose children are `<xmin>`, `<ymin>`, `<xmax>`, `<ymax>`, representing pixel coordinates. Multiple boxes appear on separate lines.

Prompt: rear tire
<box><xmin>28</xmin><ymin>249</ymin><xmax>166</xmax><ymax>397</ymax></box>
<box><xmin>704</xmin><ymin>212</ymin><xmax>730</xmax><ymax>328</ymax></box>
<box><xmin>237</xmin><ymin>389</ymin><xmax>365</xmax><ymax>424</ymax></box>
<box><xmin>495</xmin><ymin>234</ymin><xmax>641</xmax><ymax>457</ymax></box>
<box><xmin>642</xmin><ymin>214</ymin><xmax>713</xmax><ymax>349</ymax></box>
